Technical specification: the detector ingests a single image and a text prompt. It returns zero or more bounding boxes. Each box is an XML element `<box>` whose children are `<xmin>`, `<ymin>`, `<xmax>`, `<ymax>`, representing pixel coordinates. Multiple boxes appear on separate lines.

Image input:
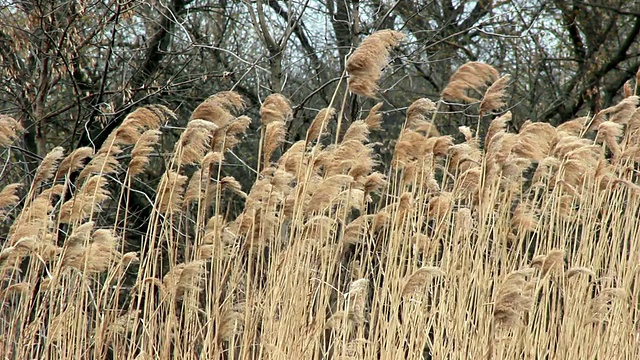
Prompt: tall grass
<box><xmin>1</xmin><ymin>30</ymin><xmax>640</xmax><ymax>359</ymax></box>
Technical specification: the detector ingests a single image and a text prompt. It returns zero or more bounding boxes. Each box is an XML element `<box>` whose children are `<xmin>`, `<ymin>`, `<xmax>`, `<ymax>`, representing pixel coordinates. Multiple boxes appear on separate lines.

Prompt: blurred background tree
<box><xmin>1</xmin><ymin>0</ymin><xmax>639</xmax><ymax>210</ymax></box>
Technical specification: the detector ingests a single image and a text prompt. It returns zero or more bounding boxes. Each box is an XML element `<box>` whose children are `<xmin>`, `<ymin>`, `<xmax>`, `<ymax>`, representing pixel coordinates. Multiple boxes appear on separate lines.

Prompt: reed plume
<box><xmin>306</xmin><ymin>107</ymin><xmax>336</xmax><ymax>144</ymax></box>
<box><xmin>346</xmin><ymin>29</ymin><xmax>405</xmax><ymax>98</ymax></box>
<box><xmin>541</xmin><ymin>249</ymin><xmax>565</xmax><ymax>276</ymax></box>
<box><xmin>405</xmin><ymin>98</ymin><xmax>438</xmax><ymax>134</ymax></box>
<box><xmin>107</xmin><ymin>310</ymin><xmax>140</xmax><ymax>336</ymax></box>
<box><xmin>102</xmin><ymin>105</ymin><xmax>172</xmax><ymax>149</ymax></box>
<box><xmin>566</xmin><ymin>267</ymin><xmax>596</xmax><ymax>279</ymax></box>
<box><xmin>624</xmin><ymin>80</ymin><xmax>633</xmax><ymax>98</ymax></box>
<box><xmin>191</xmin><ymin>91</ymin><xmax>245</xmax><ymax>128</ymax></box>
<box><xmin>0</xmin><ymin>115</ymin><xmax>23</xmax><ymax>147</ymax></box>
<box><xmin>220</xmin><ymin>176</ymin><xmax>246</xmax><ymax>198</ymax></box>
<box><xmin>212</xmin><ymin>115</ymin><xmax>251</xmax><ymax>152</ymax></box>
<box><xmin>49</xmin><ymin>306</ymin><xmax>79</xmax><ymax>342</ymax></box>
<box><xmin>511</xmin><ymin>203</ymin><xmax>538</xmax><ymax>233</ymax></box>
<box><xmin>365</xmin><ymin>102</ymin><xmax>384</xmax><ymax>130</ymax></box>
<box><xmin>77</xmin><ymin>145</ymin><xmax>121</xmax><ymax>181</ymax></box>
<box><xmin>3</xmin><ymin>50</ymin><xmax>640</xmax><ymax>360</ymax></box>
<box><xmin>162</xmin><ymin>260</ymin><xmax>206</xmax><ymax>298</ymax></box>
<box><xmin>362</xmin><ymin>172</ymin><xmax>386</xmax><ymax>196</ymax></box>
<box><xmin>306</xmin><ymin>174</ymin><xmax>353</xmax><ymax>213</ymax></box>
<box><xmin>157</xmin><ymin>171</ymin><xmax>188</xmax><ymax>214</ymax></box>
<box><xmin>588</xmin><ymin>287</ymin><xmax>629</xmax><ymax>324</ymax></box>
<box><xmin>342</xmin><ymin>120</ymin><xmax>370</xmax><ymax>144</ymax></box>
<box><xmin>62</xmin><ymin>224</ymin><xmax>120</xmax><ymax>273</ymax></box>
<box><xmin>217</xmin><ymin>307</ymin><xmax>245</xmax><ymax>341</ymax></box>
<box><xmin>512</xmin><ymin>122</ymin><xmax>556</xmax><ymax>161</ymax></box>
<box><xmin>0</xmin><ymin>183</ymin><xmax>21</xmax><ymax>217</ymax></box>
<box><xmin>179</xmin><ymin>125</ymin><xmax>213</xmax><ymax>165</ymax></box>
<box><xmin>556</xmin><ymin>116</ymin><xmax>589</xmax><ymax>136</ymax></box>
<box><xmin>442</xmin><ymin>62</ymin><xmax>499</xmax><ymax>103</ymax></box>
<box><xmin>55</xmin><ymin>147</ymin><xmax>94</xmax><ymax>179</ymax></box>
<box><xmin>183</xmin><ymin>169</ymin><xmax>203</xmax><ymax>208</ymax></box>
<box><xmin>596</xmin><ymin>121</ymin><xmax>624</xmax><ymax>157</ymax></box>
<box><xmin>122</xmin><ymin>104</ymin><xmax>174</xmax><ymax>130</ymax></box>
<box><xmin>347</xmin><ymin>278</ymin><xmax>369</xmax><ymax>325</ymax></box>
<box><xmin>485</xmin><ymin>111</ymin><xmax>512</xmax><ymax>148</ymax></box>
<box><xmin>59</xmin><ymin>175</ymin><xmax>110</xmax><ymax>223</ymax></box>
<box><xmin>263</xmin><ymin>120</ymin><xmax>286</xmax><ymax>166</ymax></box>
<box><xmin>427</xmin><ymin>192</ymin><xmax>453</xmax><ymax>220</ymax></box>
<box><xmin>32</xmin><ymin>146</ymin><xmax>64</xmax><ymax>189</ymax></box>
<box><xmin>492</xmin><ymin>269</ymin><xmax>534</xmax><ymax>330</ymax></box>
<box><xmin>8</xmin><ymin>191</ymin><xmax>53</xmax><ymax>243</ymax></box>
<box><xmin>129</xmin><ymin>129</ymin><xmax>161</xmax><ymax>176</ymax></box>
<box><xmin>402</xmin><ymin>266</ymin><xmax>445</xmax><ymax>297</ymax></box>
<box><xmin>260</xmin><ymin>93</ymin><xmax>292</xmax><ymax>125</ymax></box>
<box><xmin>278</xmin><ymin>140</ymin><xmax>305</xmax><ymax>174</ymax></box>
<box><xmin>479</xmin><ymin>75</ymin><xmax>511</xmax><ymax>115</ymax></box>
<box><xmin>600</xmin><ymin>95</ymin><xmax>638</xmax><ymax>125</ymax></box>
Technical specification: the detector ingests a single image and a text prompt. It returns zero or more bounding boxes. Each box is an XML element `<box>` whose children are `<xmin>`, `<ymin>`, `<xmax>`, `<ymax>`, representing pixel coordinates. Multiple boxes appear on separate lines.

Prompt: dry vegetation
<box><xmin>1</xmin><ymin>30</ymin><xmax>640</xmax><ymax>359</ymax></box>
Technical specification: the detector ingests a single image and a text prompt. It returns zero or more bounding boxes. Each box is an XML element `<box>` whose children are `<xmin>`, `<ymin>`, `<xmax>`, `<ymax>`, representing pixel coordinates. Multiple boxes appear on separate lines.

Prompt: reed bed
<box><xmin>1</xmin><ymin>30</ymin><xmax>640</xmax><ymax>359</ymax></box>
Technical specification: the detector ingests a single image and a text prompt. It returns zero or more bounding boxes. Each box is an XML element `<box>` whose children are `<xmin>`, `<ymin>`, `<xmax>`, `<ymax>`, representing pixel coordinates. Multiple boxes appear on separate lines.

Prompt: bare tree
<box><xmin>2</xmin><ymin>0</ymin><xmax>640</xmax><ymax>181</ymax></box>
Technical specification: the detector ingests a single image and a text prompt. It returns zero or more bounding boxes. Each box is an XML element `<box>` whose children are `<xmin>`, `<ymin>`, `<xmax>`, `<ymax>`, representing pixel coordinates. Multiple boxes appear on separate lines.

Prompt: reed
<box><xmin>1</xmin><ymin>50</ymin><xmax>639</xmax><ymax>360</ymax></box>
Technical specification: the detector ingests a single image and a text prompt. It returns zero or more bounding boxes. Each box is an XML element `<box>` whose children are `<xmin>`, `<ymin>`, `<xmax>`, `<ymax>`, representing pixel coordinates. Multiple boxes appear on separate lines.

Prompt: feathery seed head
<box><xmin>566</xmin><ymin>266</ymin><xmax>596</xmax><ymax>279</ymax></box>
<box><xmin>162</xmin><ymin>260</ymin><xmax>206</xmax><ymax>298</ymax></box>
<box><xmin>0</xmin><ymin>115</ymin><xmax>23</xmax><ymax>147</ymax></box>
<box><xmin>263</xmin><ymin>120</ymin><xmax>287</xmax><ymax>166</ymax></box>
<box><xmin>33</xmin><ymin>147</ymin><xmax>65</xmax><ymax>188</ymax></box>
<box><xmin>0</xmin><ymin>183</ymin><xmax>22</xmax><ymax>214</ymax></box>
<box><xmin>56</xmin><ymin>147</ymin><xmax>94</xmax><ymax>179</ymax></box>
<box><xmin>306</xmin><ymin>107</ymin><xmax>336</xmax><ymax>144</ymax></box>
<box><xmin>406</xmin><ymin>98</ymin><xmax>438</xmax><ymax>133</ymax></box>
<box><xmin>260</xmin><ymin>93</ymin><xmax>292</xmax><ymax>125</ymax></box>
<box><xmin>365</xmin><ymin>102</ymin><xmax>384</xmax><ymax>130</ymax></box>
<box><xmin>347</xmin><ymin>278</ymin><xmax>370</xmax><ymax>325</ymax></box>
<box><xmin>402</xmin><ymin>266</ymin><xmax>445</xmax><ymax>297</ymax></box>
<box><xmin>129</xmin><ymin>130</ymin><xmax>161</xmax><ymax>176</ymax></box>
<box><xmin>157</xmin><ymin>171</ymin><xmax>188</xmax><ymax>214</ymax></box>
<box><xmin>346</xmin><ymin>29</ymin><xmax>405</xmax><ymax>98</ymax></box>
<box><xmin>442</xmin><ymin>62</ymin><xmax>500</xmax><ymax>103</ymax></box>
<box><xmin>480</xmin><ymin>74</ymin><xmax>511</xmax><ymax>114</ymax></box>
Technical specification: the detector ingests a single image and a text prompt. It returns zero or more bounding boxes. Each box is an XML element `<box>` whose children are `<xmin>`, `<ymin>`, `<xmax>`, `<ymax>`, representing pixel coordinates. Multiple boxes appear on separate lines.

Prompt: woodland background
<box><xmin>3</xmin><ymin>0</ymin><xmax>640</xmax><ymax>162</ymax></box>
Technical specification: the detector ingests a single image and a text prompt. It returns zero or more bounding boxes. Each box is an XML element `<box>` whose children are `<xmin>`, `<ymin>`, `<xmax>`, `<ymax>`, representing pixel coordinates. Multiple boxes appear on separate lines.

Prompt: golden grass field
<box><xmin>1</xmin><ymin>30</ymin><xmax>640</xmax><ymax>359</ymax></box>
